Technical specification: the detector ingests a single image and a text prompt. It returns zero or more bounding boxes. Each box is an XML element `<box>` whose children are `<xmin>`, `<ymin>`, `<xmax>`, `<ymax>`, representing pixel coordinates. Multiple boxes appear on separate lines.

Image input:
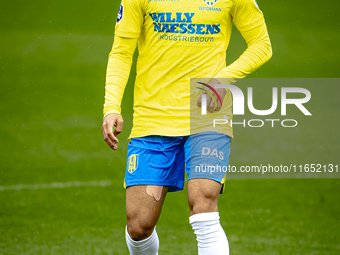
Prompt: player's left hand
<box><xmin>197</xmin><ymin>79</ymin><xmax>227</xmax><ymax>113</ymax></box>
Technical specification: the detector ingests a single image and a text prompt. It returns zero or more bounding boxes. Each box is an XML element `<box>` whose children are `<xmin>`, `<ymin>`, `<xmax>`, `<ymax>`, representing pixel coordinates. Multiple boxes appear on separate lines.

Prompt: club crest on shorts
<box><xmin>203</xmin><ymin>0</ymin><xmax>218</xmax><ymax>6</ymax></box>
<box><xmin>128</xmin><ymin>154</ymin><xmax>139</xmax><ymax>173</ymax></box>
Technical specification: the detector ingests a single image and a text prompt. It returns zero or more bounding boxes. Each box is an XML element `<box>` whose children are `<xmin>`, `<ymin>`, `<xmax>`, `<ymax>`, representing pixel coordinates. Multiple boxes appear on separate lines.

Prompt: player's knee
<box><xmin>127</xmin><ymin>221</ymin><xmax>155</xmax><ymax>241</ymax></box>
<box><xmin>191</xmin><ymin>203</ymin><xmax>218</xmax><ymax>215</ymax></box>
<box><xmin>188</xmin><ymin>191</ymin><xmax>219</xmax><ymax>215</ymax></box>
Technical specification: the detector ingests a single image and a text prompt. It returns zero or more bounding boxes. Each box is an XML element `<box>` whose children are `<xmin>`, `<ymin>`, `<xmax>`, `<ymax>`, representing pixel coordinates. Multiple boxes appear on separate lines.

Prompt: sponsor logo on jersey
<box><xmin>128</xmin><ymin>154</ymin><xmax>139</xmax><ymax>173</ymax></box>
<box><xmin>117</xmin><ymin>5</ymin><xmax>123</xmax><ymax>24</ymax></box>
<box><xmin>198</xmin><ymin>6</ymin><xmax>221</xmax><ymax>12</ymax></box>
<box><xmin>149</xmin><ymin>12</ymin><xmax>221</xmax><ymax>35</ymax></box>
<box><xmin>203</xmin><ymin>0</ymin><xmax>218</xmax><ymax>6</ymax></box>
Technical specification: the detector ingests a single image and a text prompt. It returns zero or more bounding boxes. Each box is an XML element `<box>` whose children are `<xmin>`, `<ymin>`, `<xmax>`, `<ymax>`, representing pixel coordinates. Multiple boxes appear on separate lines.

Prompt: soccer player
<box><xmin>102</xmin><ymin>0</ymin><xmax>272</xmax><ymax>254</ymax></box>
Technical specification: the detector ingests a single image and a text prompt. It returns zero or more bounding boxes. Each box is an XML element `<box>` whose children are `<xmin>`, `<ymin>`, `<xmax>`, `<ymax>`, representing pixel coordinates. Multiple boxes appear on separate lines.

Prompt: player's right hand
<box><xmin>102</xmin><ymin>113</ymin><xmax>124</xmax><ymax>151</ymax></box>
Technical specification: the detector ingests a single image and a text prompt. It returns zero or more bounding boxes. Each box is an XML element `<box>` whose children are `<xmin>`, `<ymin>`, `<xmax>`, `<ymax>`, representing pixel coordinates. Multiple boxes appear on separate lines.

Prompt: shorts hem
<box><xmin>125</xmin><ymin>180</ymin><xmax>184</xmax><ymax>192</ymax></box>
<box><xmin>188</xmin><ymin>176</ymin><xmax>225</xmax><ymax>184</ymax></box>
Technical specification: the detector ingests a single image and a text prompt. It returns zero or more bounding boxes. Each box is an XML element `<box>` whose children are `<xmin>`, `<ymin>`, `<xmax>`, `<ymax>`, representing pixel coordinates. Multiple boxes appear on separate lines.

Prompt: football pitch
<box><xmin>1</xmin><ymin>0</ymin><xmax>339</xmax><ymax>254</ymax></box>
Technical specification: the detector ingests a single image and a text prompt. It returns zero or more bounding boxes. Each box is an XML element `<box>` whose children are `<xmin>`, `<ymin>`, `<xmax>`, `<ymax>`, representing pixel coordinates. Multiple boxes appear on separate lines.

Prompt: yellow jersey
<box><xmin>106</xmin><ymin>0</ymin><xmax>269</xmax><ymax>138</ymax></box>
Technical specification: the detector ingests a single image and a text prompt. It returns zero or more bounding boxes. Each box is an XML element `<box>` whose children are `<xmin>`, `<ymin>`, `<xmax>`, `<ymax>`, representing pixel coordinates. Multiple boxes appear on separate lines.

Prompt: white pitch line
<box><xmin>0</xmin><ymin>180</ymin><xmax>112</xmax><ymax>191</ymax></box>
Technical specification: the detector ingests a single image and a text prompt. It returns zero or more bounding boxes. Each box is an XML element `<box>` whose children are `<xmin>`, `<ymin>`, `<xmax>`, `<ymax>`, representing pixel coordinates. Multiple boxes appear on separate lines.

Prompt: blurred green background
<box><xmin>0</xmin><ymin>0</ymin><xmax>339</xmax><ymax>254</ymax></box>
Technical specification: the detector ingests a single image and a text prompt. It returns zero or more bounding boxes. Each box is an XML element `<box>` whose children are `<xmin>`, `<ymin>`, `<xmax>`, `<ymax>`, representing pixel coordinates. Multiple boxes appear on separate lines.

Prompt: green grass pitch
<box><xmin>0</xmin><ymin>0</ymin><xmax>339</xmax><ymax>254</ymax></box>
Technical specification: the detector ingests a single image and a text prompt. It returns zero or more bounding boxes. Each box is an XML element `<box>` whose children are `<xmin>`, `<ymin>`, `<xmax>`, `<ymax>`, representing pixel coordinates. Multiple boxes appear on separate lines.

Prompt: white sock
<box><xmin>125</xmin><ymin>226</ymin><xmax>159</xmax><ymax>255</ymax></box>
<box><xmin>190</xmin><ymin>212</ymin><xmax>229</xmax><ymax>255</ymax></box>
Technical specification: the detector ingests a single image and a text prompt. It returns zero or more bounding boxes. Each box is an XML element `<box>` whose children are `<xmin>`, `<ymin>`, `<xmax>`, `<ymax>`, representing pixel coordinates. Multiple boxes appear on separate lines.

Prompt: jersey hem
<box><xmin>128</xmin><ymin>129</ymin><xmax>191</xmax><ymax>139</ymax></box>
<box><xmin>128</xmin><ymin>128</ymin><xmax>233</xmax><ymax>139</ymax></box>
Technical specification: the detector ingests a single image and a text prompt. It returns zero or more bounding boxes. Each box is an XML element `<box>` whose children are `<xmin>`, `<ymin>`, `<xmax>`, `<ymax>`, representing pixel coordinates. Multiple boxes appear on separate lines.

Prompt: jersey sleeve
<box><xmin>115</xmin><ymin>0</ymin><xmax>144</xmax><ymax>39</ymax></box>
<box><xmin>103</xmin><ymin>35</ymin><xmax>138</xmax><ymax>117</ymax></box>
<box><xmin>231</xmin><ymin>0</ymin><xmax>265</xmax><ymax>31</ymax></box>
<box><xmin>214</xmin><ymin>21</ymin><xmax>272</xmax><ymax>80</ymax></box>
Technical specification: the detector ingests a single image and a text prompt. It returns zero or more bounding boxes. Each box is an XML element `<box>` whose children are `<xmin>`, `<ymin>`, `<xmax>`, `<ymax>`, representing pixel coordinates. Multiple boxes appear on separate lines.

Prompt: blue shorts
<box><xmin>125</xmin><ymin>132</ymin><xmax>231</xmax><ymax>192</ymax></box>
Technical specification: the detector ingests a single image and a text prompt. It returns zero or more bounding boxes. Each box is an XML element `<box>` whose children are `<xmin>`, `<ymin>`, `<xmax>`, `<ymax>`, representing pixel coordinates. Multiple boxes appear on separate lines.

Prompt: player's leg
<box><xmin>125</xmin><ymin>185</ymin><xmax>168</xmax><ymax>255</ymax></box>
<box><xmin>187</xmin><ymin>179</ymin><xmax>229</xmax><ymax>255</ymax></box>
<box><xmin>185</xmin><ymin>132</ymin><xmax>231</xmax><ymax>255</ymax></box>
<box><xmin>124</xmin><ymin>135</ymin><xmax>185</xmax><ymax>254</ymax></box>
<box><xmin>187</xmin><ymin>178</ymin><xmax>221</xmax><ymax>216</ymax></box>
